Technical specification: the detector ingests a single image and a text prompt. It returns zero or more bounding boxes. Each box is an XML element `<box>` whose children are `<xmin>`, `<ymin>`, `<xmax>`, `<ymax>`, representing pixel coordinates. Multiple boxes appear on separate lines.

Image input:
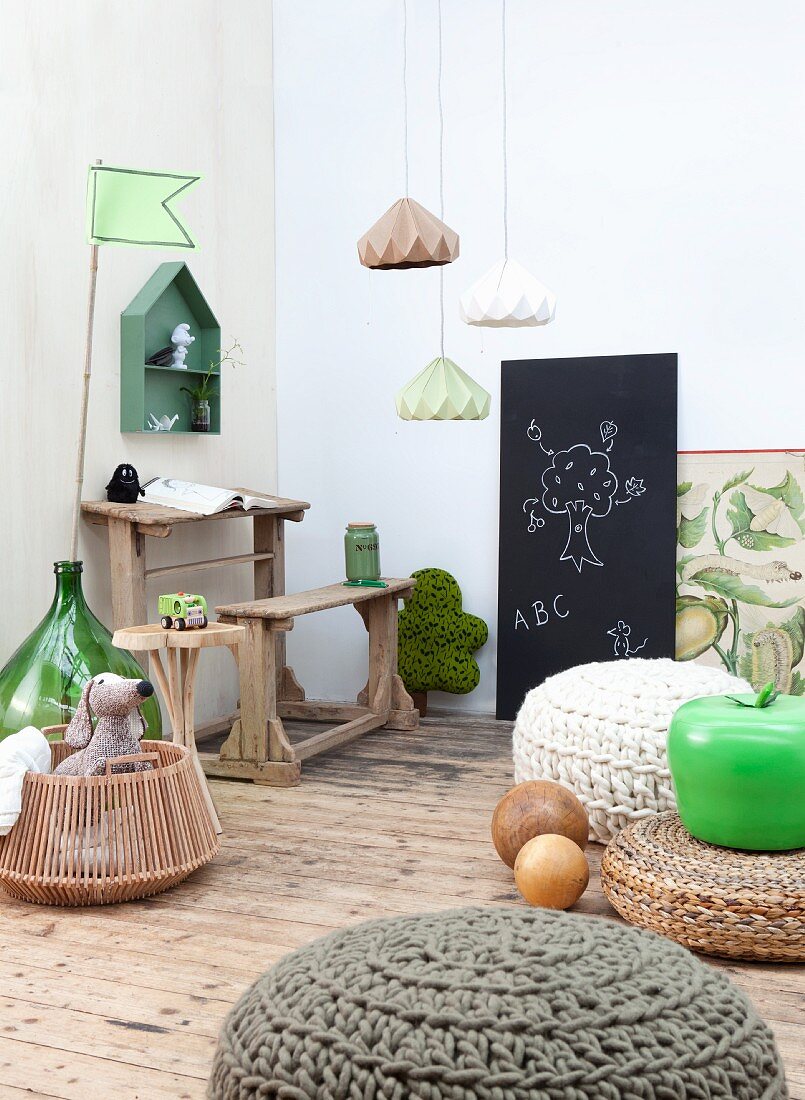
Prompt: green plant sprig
<box><xmin>726</xmin><ymin>681</ymin><xmax>779</xmax><ymax>709</ymax></box>
<box><xmin>180</xmin><ymin>338</ymin><xmax>244</xmax><ymax>403</ymax></box>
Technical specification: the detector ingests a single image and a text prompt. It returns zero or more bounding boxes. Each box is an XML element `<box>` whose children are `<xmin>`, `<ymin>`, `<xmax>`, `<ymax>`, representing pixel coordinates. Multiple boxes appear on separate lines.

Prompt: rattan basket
<box><xmin>601</xmin><ymin>811</ymin><xmax>805</xmax><ymax>962</ymax></box>
<box><xmin>0</xmin><ymin>737</ymin><xmax>219</xmax><ymax>906</ymax></box>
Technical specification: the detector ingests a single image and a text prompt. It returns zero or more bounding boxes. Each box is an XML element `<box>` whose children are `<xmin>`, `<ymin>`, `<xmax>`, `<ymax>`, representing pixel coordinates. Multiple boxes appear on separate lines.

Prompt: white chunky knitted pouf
<box><xmin>513</xmin><ymin>658</ymin><xmax>748</xmax><ymax>843</ymax></box>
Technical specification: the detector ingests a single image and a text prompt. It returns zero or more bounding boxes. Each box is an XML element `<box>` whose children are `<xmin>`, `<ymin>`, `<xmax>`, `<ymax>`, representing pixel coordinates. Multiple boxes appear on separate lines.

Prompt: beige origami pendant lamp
<box><xmin>396</xmin><ymin>0</ymin><xmax>489</xmax><ymax>422</ymax></box>
<box><xmin>358</xmin><ymin>197</ymin><xmax>458</xmax><ymax>270</ymax></box>
<box><xmin>357</xmin><ymin>1</ymin><xmax>459</xmax><ymax>271</ymax></box>
<box><xmin>459</xmin><ymin>0</ymin><xmax>556</xmax><ymax>327</ymax></box>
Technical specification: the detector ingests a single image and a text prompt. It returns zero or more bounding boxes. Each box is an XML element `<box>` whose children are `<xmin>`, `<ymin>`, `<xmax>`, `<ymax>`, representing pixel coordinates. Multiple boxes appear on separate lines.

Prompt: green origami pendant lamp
<box><xmin>395</xmin><ymin>0</ymin><xmax>488</xmax><ymax>423</ymax></box>
<box><xmin>396</xmin><ymin>357</ymin><xmax>490</xmax><ymax>421</ymax></box>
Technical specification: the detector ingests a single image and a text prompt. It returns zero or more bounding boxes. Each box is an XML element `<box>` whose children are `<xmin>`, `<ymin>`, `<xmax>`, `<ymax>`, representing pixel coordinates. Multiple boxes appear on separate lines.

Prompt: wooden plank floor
<box><xmin>0</xmin><ymin>715</ymin><xmax>801</xmax><ymax>1099</ymax></box>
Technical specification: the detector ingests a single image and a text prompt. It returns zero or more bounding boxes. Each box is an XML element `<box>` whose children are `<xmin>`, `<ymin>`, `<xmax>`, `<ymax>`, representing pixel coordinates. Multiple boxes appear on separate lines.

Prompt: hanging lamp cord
<box><xmin>403</xmin><ymin>0</ymin><xmax>409</xmax><ymax>196</ymax></box>
<box><xmin>502</xmin><ymin>0</ymin><xmax>509</xmax><ymax>261</ymax></box>
<box><xmin>437</xmin><ymin>0</ymin><xmax>445</xmax><ymax>359</ymax></box>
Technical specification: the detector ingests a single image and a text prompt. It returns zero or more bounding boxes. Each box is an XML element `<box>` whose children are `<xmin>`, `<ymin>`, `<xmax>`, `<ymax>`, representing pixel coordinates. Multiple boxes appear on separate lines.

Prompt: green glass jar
<box><xmin>0</xmin><ymin>561</ymin><xmax>161</xmax><ymax>740</ymax></box>
<box><xmin>344</xmin><ymin>523</ymin><xmax>381</xmax><ymax>581</ymax></box>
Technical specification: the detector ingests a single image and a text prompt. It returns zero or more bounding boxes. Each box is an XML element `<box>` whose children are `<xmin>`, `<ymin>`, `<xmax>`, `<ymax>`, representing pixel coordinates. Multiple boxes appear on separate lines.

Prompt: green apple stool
<box><xmin>668</xmin><ymin>689</ymin><xmax>805</xmax><ymax>850</ymax></box>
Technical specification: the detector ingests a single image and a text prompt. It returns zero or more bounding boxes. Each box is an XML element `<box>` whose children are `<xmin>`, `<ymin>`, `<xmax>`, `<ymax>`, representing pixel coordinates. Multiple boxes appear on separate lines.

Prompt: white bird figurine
<box><xmin>146</xmin><ymin>413</ymin><xmax>179</xmax><ymax>432</ymax></box>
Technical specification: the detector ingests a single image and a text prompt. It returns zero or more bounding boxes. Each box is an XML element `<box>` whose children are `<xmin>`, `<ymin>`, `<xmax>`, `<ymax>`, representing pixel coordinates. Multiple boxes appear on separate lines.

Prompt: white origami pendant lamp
<box><xmin>460</xmin><ymin>258</ymin><xmax>555</xmax><ymax>327</ymax></box>
<box><xmin>357</xmin><ymin>1</ymin><xmax>459</xmax><ymax>271</ymax></box>
<box><xmin>396</xmin><ymin>357</ymin><xmax>490</xmax><ymax>421</ymax></box>
<box><xmin>460</xmin><ymin>0</ymin><xmax>556</xmax><ymax>328</ymax></box>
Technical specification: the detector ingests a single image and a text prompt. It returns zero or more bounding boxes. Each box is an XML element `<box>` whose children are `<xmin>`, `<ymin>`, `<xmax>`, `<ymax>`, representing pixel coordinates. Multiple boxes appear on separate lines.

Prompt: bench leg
<box><xmin>217</xmin><ymin>617</ymin><xmax>300</xmax><ymax>785</ymax></box>
<box><xmin>279</xmin><ymin>665</ymin><xmax>306</xmax><ymax>702</ymax></box>
<box><xmin>386</xmin><ymin>674</ymin><xmax>420</xmax><ymax>731</ymax></box>
<box><xmin>357</xmin><ymin>597</ymin><xmax>419</xmax><ymax>731</ymax></box>
<box><xmin>364</xmin><ymin>595</ymin><xmax>394</xmax><ymax>714</ymax></box>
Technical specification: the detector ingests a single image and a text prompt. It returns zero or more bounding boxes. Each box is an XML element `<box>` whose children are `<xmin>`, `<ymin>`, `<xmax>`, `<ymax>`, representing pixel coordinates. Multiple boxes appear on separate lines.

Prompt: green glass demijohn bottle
<box><xmin>0</xmin><ymin>561</ymin><xmax>161</xmax><ymax>740</ymax></box>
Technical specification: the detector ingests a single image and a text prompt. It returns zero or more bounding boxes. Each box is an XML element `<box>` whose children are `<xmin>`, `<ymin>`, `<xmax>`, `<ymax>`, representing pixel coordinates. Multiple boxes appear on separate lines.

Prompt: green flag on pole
<box><xmin>86</xmin><ymin>165</ymin><xmax>201</xmax><ymax>248</ymax></box>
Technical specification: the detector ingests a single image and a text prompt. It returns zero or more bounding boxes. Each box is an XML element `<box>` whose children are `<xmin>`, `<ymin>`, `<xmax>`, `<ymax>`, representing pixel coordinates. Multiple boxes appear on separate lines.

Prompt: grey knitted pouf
<box><xmin>209</xmin><ymin>907</ymin><xmax>787</xmax><ymax>1100</ymax></box>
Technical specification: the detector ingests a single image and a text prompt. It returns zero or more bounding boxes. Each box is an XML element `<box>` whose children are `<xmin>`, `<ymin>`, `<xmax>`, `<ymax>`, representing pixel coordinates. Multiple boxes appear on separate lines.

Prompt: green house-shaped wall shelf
<box><xmin>121</xmin><ymin>262</ymin><xmax>221</xmax><ymax>434</ymax></box>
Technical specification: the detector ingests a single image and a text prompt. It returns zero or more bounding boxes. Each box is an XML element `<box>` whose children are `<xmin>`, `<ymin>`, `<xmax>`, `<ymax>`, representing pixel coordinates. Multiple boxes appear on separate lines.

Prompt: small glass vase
<box><xmin>0</xmin><ymin>561</ymin><xmax>161</xmax><ymax>740</ymax></box>
<box><xmin>191</xmin><ymin>399</ymin><xmax>210</xmax><ymax>433</ymax></box>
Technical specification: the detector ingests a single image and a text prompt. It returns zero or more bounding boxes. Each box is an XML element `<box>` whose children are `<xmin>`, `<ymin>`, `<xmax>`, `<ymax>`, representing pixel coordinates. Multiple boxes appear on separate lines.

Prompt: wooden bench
<box><xmin>204</xmin><ymin>578</ymin><xmax>419</xmax><ymax>786</ymax></box>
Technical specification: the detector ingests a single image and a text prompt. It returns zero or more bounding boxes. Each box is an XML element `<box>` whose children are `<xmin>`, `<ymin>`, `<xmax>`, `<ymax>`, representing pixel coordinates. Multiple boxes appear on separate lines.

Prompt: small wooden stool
<box><xmin>210</xmin><ymin>578</ymin><xmax>419</xmax><ymax>786</ymax></box>
<box><xmin>112</xmin><ymin>621</ymin><xmax>245</xmax><ymax>834</ymax></box>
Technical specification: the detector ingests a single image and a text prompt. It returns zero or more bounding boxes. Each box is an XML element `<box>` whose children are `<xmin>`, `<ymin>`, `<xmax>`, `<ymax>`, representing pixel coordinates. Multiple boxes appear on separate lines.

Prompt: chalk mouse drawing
<box><xmin>521</xmin><ymin>420</ymin><xmax>647</xmax><ymax>571</ymax></box>
<box><xmin>607</xmin><ymin>620</ymin><xmax>648</xmax><ymax>657</ymax></box>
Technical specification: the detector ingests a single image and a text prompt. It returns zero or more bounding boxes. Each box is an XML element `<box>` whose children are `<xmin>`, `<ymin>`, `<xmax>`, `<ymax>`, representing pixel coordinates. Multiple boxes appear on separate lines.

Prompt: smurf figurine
<box><xmin>170</xmin><ymin>323</ymin><xmax>195</xmax><ymax>369</ymax></box>
<box><xmin>146</xmin><ymin>323</ymin><xmax>195</xmax><ymax>369</ymax></box>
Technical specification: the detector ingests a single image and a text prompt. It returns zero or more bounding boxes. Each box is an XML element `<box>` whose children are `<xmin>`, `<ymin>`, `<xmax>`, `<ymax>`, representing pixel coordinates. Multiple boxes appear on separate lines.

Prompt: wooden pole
<box><xmin>69</xmin><ymin>159</ymin><xmax>102</xmax><ymax>562</ymax></box>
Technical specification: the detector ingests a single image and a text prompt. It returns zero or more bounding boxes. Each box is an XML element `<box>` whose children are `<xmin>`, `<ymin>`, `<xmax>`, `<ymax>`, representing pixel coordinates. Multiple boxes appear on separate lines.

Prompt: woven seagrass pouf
<box><xmin>208</xmin><ymin>906</ymin><xmax>787</xmax><ymax>1100</ymax></box>
<box><xmin>602</xmin><ymin>811</ymin><xmax>805</xmax><ymax>962</ymax></box>
<box><xmin>513</xmin><ymin>657</ymin><xmax>747</xmax><ymax>841</ymax></box>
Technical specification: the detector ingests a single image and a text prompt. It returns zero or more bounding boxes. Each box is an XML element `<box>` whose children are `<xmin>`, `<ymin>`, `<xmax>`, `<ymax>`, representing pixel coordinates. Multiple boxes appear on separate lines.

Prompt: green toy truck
<box><xmin>158</xmin><ymin>592</ymin><xmax>208</xmax><ymax>631</ymax></box>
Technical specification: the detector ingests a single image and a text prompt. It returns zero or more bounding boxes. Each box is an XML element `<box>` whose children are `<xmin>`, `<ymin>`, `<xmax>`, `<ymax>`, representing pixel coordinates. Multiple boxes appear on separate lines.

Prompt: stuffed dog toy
<box><xmin>54</xmin><ymin>673</ymin><xmax>155</xmax><ymax>777</ymax></box>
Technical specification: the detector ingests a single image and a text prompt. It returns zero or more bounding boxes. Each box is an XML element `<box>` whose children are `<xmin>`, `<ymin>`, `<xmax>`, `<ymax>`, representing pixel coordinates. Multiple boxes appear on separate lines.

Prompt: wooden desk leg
<box><xmin>181</xmin><ymin>648</ymin><xmax>222</xmax><ymax>835</ymax></box>
<box><xmin>109</xmin><ymin>518</ymin><xmax>152</xmax><ymax>694</ymax></box>
<box><xmin>108</xmin><ymin>518</ymin><xmax>147</xmax><ymax>630</ymax></box>
<box><xmin>254</xmin><ymin>514</ymin><xmax>291</xmax><ymax>696</ymax></box>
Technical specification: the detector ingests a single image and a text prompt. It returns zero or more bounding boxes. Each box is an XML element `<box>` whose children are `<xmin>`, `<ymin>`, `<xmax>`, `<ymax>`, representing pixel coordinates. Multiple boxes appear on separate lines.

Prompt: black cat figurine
<box><xmin>106</xmin><ymin>464</ymin><xmax>145</xmax><ymax>504</ymax></box>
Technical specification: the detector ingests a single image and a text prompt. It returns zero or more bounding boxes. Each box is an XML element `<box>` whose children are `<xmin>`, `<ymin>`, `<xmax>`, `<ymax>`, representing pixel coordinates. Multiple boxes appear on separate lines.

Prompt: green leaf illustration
<box><xmin>735</xmin><ymin>530</ymin><xmax>797</xmax><ymax>551</ymax></box>
<box><xmin>749</xmin><ymin>471</ymin><xmax>805</xmax><ymax>533</ymax></box>
<box><xmin>726</xmin><ymin>490</ymin><xmax>752</xmax><ymax>535</ymax></box>
<box><xmin>677</xmin><ymin>481</ymin><xmax>693</xmax><ymax>497</ymax></box>
<box><xmin>721</xmin><ymin>469</ymin><xmax>753</xmax><ymax>494</ymax></box>
<box><xmin>727</xmin><ymin>490</ymin><xmax>796</xmax><ymax>551</ymax></box>
<box><xmin>790</xmin><ymin>670</ymin><xmax>805</xmax><ymax>696</ymax></box>
<box><xmin>676</xmin><ymin>552</ymin><xmax>697</xmax><ymax>580</ymax></box>
<box><xmin>688</xmin><ymin>568</ymin><xmax>800</xmax><ymax>608</ymax></box>
<box><xmin>677</xmin><ymin>507</ymin><xmax>709</xmax><ymax>548</ymax></box>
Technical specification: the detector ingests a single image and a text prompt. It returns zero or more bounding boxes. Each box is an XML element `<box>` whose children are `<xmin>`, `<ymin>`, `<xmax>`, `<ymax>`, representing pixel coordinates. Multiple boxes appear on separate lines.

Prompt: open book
<box><xmin>141</xmin><ymin>477</ymin><xmax>280</xmax><ymax>516</ymax></box>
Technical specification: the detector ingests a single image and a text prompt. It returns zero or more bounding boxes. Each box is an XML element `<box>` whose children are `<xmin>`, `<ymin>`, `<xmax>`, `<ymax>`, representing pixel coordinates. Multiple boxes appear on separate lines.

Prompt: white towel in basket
<box><xmin>0</xmin><ymin>726</ymin><xmax>52</xmax><ymax>835</ymax></box>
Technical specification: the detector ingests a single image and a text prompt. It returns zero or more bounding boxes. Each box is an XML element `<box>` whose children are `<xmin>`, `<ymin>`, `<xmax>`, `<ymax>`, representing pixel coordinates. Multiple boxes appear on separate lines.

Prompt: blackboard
<box><xmin>496</xmin><ymin>354</ymin><xmax>678</xmax><ymax>720</ymax></box>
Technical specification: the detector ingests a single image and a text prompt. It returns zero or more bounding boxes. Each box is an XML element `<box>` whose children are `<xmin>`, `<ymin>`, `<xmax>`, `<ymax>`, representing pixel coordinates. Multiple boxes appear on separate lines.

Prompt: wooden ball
<box><xmin>514</xmin><ymin>834</ymin><xmax>590</xmax><ymax>910</ymax></box>
<box><xmin>491</xmin><ymin>780</ymin><xmax>588</xmax><ymax>868</ymax></box>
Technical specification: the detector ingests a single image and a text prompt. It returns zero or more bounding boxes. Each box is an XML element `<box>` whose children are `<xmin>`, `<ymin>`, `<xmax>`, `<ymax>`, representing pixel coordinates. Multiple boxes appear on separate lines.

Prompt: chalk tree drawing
<box><xmin>522</xmin><ymin>420</ymin><xmax>646</xmax><ymax>571</ymax></box>
<box><xmin>607</xmin><ymin>620</ymin><xmax>648</xmax><ymax>657</ymax></box>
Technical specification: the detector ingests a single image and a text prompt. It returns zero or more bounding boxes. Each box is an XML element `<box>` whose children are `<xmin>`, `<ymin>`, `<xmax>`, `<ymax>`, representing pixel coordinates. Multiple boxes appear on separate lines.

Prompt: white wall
<box><xmin>0</xmin><ymin>0</ymin><xmax>276</xmax><ymax>725</ymax></box>
<box><xmin>274</xmin><ymin>0</ymin><xmax>805</xmax><ymax>714</ymax></box>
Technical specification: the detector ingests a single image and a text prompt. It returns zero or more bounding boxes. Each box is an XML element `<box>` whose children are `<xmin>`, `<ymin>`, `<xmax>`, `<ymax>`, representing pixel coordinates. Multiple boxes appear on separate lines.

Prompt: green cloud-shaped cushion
<box><xmin>398</xmin><ymin>568</ymin><xmax>488</xmax><ymax>695</ymax></box>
